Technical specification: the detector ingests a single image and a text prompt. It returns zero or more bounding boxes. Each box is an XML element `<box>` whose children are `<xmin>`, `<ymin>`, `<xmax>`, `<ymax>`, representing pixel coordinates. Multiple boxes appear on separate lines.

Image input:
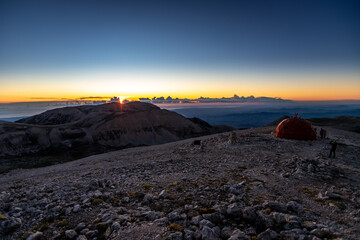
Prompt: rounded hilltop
<box><xmin>0</xmin><ymin>102</ymin><xmax>232</xmax><ymax>172</ymax></box>
<box><xmin>17</xmin><ymin>101</ymin><xmax>160</xmax><ymax>125</ymax></box>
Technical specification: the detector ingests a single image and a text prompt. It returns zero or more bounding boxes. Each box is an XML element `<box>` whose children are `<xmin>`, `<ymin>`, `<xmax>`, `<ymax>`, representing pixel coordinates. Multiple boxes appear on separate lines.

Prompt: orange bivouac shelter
<box><xmin>275</xmin><ymin>114</ymin><xmax>317</xmax><ymax>140</ymax></box>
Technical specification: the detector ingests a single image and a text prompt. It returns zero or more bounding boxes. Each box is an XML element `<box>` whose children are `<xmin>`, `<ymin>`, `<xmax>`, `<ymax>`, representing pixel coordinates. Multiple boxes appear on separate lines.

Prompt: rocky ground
<box><xmin>0</xmin><ymin>126</ymin><xmax>359</xmax><ymax>240</ymax></box>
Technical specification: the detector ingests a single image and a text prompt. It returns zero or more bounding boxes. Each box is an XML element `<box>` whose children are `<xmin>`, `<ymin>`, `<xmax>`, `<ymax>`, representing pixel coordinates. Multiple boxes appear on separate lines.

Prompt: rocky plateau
<box><xmin>0</xmin><ymin>123</ymin><xmax>359</xmax><ymax>239</ymax></box>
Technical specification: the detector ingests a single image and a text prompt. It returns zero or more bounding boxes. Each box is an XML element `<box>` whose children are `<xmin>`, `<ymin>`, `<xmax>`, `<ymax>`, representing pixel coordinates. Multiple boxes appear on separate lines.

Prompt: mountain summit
<box><xmin>17</xmin><ymin>102</ymin><xmax>160</xmax><ymax>125</ymax></box>
<box><xmin>0</xmin><ymin>102</ymin><xmax>232</xmax><ymax>172</ymax></box>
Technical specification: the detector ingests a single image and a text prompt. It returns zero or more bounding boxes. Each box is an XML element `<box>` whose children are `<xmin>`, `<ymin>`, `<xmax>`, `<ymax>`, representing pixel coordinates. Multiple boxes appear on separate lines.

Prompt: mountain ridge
<box><xmin>0</xmin><ymin>102</ymin><xmax>232</xmax><ymax>172</ymax></box>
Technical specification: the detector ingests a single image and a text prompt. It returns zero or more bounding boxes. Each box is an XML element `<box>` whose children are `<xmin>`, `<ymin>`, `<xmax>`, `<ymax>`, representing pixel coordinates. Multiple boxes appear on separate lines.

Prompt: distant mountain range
<box><xmin>0</xmin><ymin>95</ymin><xmax>291</xmax><ymax>122</ymax></box>
<box><xmin>139</xmin><ymin>94</ymin><xmax>290</xmax><ymax>104</ymax></box>
<box><xmin>0</xmin><ymin>102</ymin><xmax>232</xmax><ymax>172</ymax></box>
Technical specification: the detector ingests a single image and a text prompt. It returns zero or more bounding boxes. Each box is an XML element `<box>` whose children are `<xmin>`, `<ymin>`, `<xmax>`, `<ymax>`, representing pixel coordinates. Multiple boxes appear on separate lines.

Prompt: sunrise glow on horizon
<box><xmin>1</xmin><ymin>68</ymin><xmax>360</xmax><ymax>103</ymax></box>
<box><xmin>1</xmin><ymin>1</ymin><xmax>359</xmax><ymax>103</ymax></box>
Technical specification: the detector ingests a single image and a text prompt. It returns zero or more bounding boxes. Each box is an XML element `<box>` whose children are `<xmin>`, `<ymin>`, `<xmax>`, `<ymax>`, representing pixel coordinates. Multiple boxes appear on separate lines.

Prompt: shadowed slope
<box><xmin>308</xmin><ymin>116</ymin><xmax>360</xmax><ymax>133</ymax></box>
<box><xmin>0</xmin><ymin>102</ymin><xmax>232</xmax><ymax>172</ymax></box>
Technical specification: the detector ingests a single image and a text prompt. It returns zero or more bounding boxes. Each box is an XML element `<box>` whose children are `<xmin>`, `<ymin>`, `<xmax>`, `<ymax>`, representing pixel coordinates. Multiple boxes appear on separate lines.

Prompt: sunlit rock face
<box><xmin>0</xmin><ymin>102</ymin><xmax>232</xmax><ymax>172</ymax></box>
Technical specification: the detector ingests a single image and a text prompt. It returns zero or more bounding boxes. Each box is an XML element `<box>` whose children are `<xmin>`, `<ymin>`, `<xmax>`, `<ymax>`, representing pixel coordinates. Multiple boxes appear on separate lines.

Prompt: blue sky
<box><xmin>0</xmin><ymin>0</ymin><xmax>359</xmax><ymax>101</ymax></box>
<box><xmin>1</xmin><ymin>0</ymin><xmax>359</xmax><ymax>70</ymax></box>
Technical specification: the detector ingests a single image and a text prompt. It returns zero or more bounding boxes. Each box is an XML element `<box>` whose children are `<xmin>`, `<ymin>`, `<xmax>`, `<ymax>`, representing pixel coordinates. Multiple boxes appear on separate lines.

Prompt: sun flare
<box><xmin>118</xmin><ymin>96</ymin><xmax>131</xmax><ymax>103</ymax></box>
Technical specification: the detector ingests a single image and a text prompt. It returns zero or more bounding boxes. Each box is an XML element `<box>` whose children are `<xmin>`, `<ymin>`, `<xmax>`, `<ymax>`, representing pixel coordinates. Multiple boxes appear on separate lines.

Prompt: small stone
<box><xmin>228</xmin><ymin>186</ymin><xmax>241</xmax><ymax>195</ymax></box>
<box><xmin>257</xmin><ymin>228</ymin><xmax>278</xmax><ymax>240</ymax></box>
<box><xmin>134</xmin><ymin>192</ymin><xmax>145</xmax><ymax>199</ymax></box>
<box><xmin>280</xmin><ymin>229</ymin><xmax>308</xmax><ymax>239</ymax></box>
<box><xmin>307</xmin><ymin>164</ymin><xmax>315</xmax><ymax>172</ymax></box>
<box><xmin>73</xmin><ymin>204</ymin><xmax>81</xmax><ymax>213</ymax></box>
<box><xmin>282</xmin><ymin>172</ymin><xmax>290</xmax><ymax>178</ymax></box>
<box><xmin>75</xmin><ymin>222</ymin><xmax>86</xmax><ymax>232</ymax></box>
<box><xmin>263</xmin><ymin>201</ymin><xmax>287</xmax><ymax>213</ymax></box>
<box><xmin>244</xmin><ymin>227</ymin><xmax>257</xmax><ymax>236</ymax></box>
<box><xmin>284</xmin><ymin>214</ymin><xmax>301</xmax><ymax>223</ymax></box>
<box><xmin>201</xmin><ymin>226</ymin><xmax>220</xmax><ymax>240</ymax></box>
<box><xmin>76</xmin><ymin>235</ymin><xmax>87</xmax><ymax>240</ymax></box>
<box><xmin>1</xmin><ymin>217</ymin><xmax>22</xmax><ymax>234</ymax></box>
<box><xmin>229</xmin><ymin>131</ymin><xmax>237</xmax><ymax>144</ymax></box>
<box><xmin>270</xmin><ymin>212</ymin><xmax>286</xmax><ymax>224</ymax></box>
<box><xmin>169</xmin><ymin>210</ymin><xmax>183</xmax><ymax>222</ymax></box>
<box><xmin>213</xmin><ymin>204</ymin><xmax>227</xmax><ymax>215</ymax></box>
<box><xmin>94</xmin><ymin>190</ymin><xmax>102</xmax><ymax>198</ymax></box>
<box><xmin>229</xmin><ymin>195</ymin><xmax>241</xmax><ymax>203</ymax></box>
<box><xmin>317</xmin><ymin>192</ymin><xmax>329</xmax><ymax>200</ymax></box>
<box><xmin>286</xmin><ymin>201</ymin><xmax>303</xmax><ymax>214</ymax></box>
<box><xmin>325</xmin><ymin>191</ymin><xmax>341</xmax><ymax>200</ymax></box>
<box><xmin>118</xmin><ymin>215</ymin><xmax>131</xmax><ymax>223</ymax></box>
<box><xmin>283</xmin><ymin>220</ymin><xmax>301</xmax><ymax>230</ymax></box>
<box><xmin>143</xmin><ymin>194</ymin><xmax>154</xmax><ymax>205</ymax></box>
<box><xmin>194</xmin><ymin>230</ymin><xmax>202</xmax><ymax>240</ymax></box>
<box><xmin>184</xmin><ymin>229</ymin><xmax>194</xmax><ymax>240</ymax></box>
<box><xmin>159</xmin><ymin>190</ymin><xmax>167</xmax><ymax>199</ymax></box>
<box><xmin>154</xmin><ymin>217</ymin><xmax>169</xmax><ymax>226</ymax></box>
<box><xmin>2</xmin><ymin>203</ymin><xmax>11</xmax><ymax>212</ymax></box>
<box><xmin>26</xmin><ymin>231</ymin><xmax>43</xmax><ymax>240</ymax></box>
<box><xmin>242</xmin><ymin>207</ymin><xmax>257</xmax><ymax>222</ymax></box>
<box><xmin>103</xmin><ymin>192</ymin><xmax>112</xmax><ymax>199</ymax></box>
<box><xmin>96</xmin><ymin>222</ymin><xmax>108</xmax><ymax>233</ymax></box>
<box><xmin>311</xmin><ymin>228</ymin><xmax>332</xmax><ymax>238</ymax></box>
<box><xmin>202</xmin><ymin>212</ymin><xmax>223</xmax><ymax>225</ymax></box>
<box><xmin>228</xmin><ymin>229</ymin><xmax>246</xmax><ymax>240</ymax></box>
<box><xmin>85</xmin><ymin>230</ymin><xmax>97</xmax><ymax>238</ymax></box>
<box><xmin>184</xmin><ymin>204</ymin><xmax>193</xmax><ymax>211</ymax></box>
<box><xmin>13</xmin><ymin>207</ymin><xmax>22</xmax><ymax>212</ymax></box>
<box><xmin>257</xmin><ymin>210</ymin><xmax>274</xmax><ymax>229</ymax></box>
<box><xmin>191</xmin><ymin>215</ymin><xmax>203</xmax><ymax>225</ymax></box>
<box><xmin>227</xmin><ymin>203</ymin><xmax>241</xmax><ymax>216</ymax></box>
<box><xmin>352</xmin><ymin>197</ymin><xmax>360</xmax><ymax>204</ymax></box>
<box><xmin>168</xmin><ymin>232</ymin><xmax>183</xmax><ymax>240</ymax></box>
<box><xmin>111</xmin><ymin>221</ymin><xmax>121</xmax><ymax>231</ymax></box>
<box><xmin>302</xmin><ymin>221</ymin><xmax>317</xmax><ymax>230</ymax></box>
<box><xmin>270</xmin><ymin>212</ymin><xmax>301</xmax><ymax>226</ymax></box>
<box><xmin>65</xmin><ymin>229</ymin><xmax>78</xmax><ymax>239</ymax></box>
<box><xmin>199</xmin><ymin>219</ymin><xmax>215</xmax><ymax>229</ymax></box>
<box><xmin>220</xmin><ymin>226</ymin><xmax>232</xmax><ymax>239</ymax></box>
<box><xmin>65</xmin><ymin>207</ymin><xmax>72</xmax><ymax>215</ymax></box>
<box><xmin>144</xmin><ymin>211</ymin><xmax>162</xmax><ymax>221</ymax></box>
<box><xmin>80</xmin><ymin>228</ymin><xmax>89</xmax><ymax>235</ymax></box>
